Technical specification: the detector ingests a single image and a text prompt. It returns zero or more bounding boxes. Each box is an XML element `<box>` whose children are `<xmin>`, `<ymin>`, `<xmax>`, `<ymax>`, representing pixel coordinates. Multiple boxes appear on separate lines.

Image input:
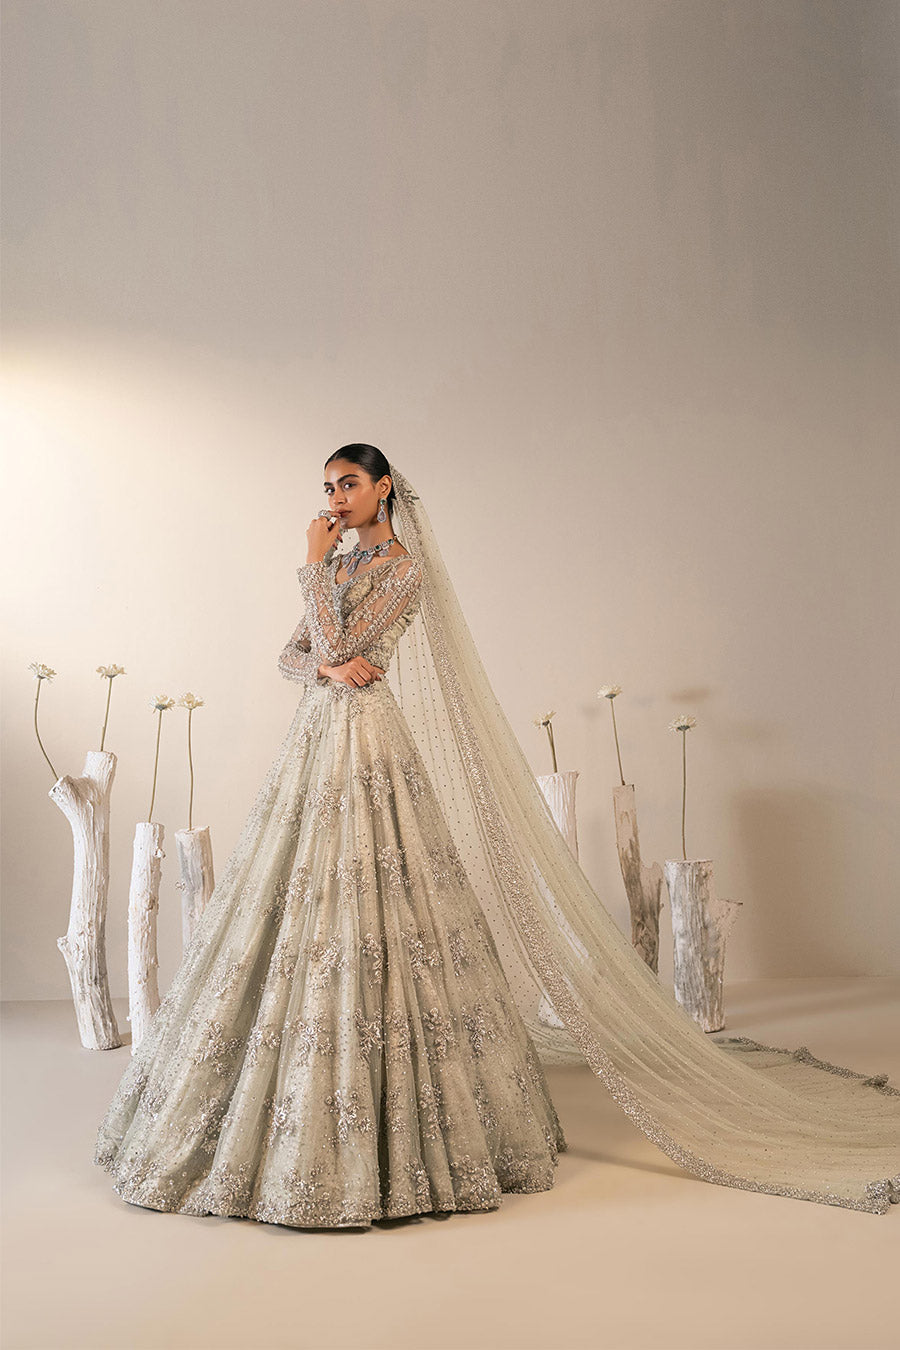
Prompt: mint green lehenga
<box><xmin>95</xmin><ymin>464</ymin><xmax>899</xmax><ymax>1225</ymax></box>
<box><xmin>93</xmin><ymin>528</ymin><xmax>566</xmax><ymax>1226</ymax></box>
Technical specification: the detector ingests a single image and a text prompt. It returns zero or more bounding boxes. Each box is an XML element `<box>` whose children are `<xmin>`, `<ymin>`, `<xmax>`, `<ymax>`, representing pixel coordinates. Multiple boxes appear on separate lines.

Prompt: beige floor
<box><xmin>2</xmin><ymin>980</ymin><xmax>898</xmax><ymax>1350</ymax></box>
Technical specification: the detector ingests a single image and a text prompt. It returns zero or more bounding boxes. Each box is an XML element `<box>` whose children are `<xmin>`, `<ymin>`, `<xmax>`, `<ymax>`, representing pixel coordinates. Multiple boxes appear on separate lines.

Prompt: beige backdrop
<box><xmin>2</xmin><ymin>0</ymin><xmax>898</xmax><ymax>1002</ymax></box>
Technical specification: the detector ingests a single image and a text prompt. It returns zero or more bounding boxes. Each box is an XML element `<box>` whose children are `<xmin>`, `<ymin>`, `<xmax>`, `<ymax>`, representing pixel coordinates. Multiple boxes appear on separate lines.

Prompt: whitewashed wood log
<box><xmin>49</xmin><ymin>751</ymin><xmax>122</xmax><ymax>1050</ymax></box>
<box><xmin>175</xmin><ymin>826</ymin><xmax>215</xmax><ymax>951</ymax></box>
<box><xmin>127</xmin><ymin>822</ymin><xmax>165</xmax><ymax>1054</ymax></box>
<box><xmin>536</xmin><ymin>770</ymin><xmax>580</xmax><ymax>860</ymax></box>
<box><xmin>664</xmin><ymin>858</ymin><xmax>743</xmax><ymax>1032</ymax></box>
<box><xmin>613</xmin><ymin>783</ymin><xmax>665</xmax><ymax>974</ymax></box>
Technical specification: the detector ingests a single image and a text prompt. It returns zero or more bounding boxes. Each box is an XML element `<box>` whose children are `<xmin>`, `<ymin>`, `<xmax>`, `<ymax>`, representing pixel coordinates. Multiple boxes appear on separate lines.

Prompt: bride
<box><xmin>94</xmin><ymin>446</ymin><xmax>899</xmax><ymax>1225</ymax></box>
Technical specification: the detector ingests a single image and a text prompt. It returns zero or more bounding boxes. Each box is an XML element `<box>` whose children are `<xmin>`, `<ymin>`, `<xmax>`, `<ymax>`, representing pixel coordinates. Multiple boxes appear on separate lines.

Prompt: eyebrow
<box><xmin>323</xmin><ymin>474</ymin><xmax>359</xmax><ymax>486</ymax></box>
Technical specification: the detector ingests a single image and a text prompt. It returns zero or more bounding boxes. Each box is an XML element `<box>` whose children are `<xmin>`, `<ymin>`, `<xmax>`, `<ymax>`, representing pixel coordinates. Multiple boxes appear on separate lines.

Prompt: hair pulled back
<box><xmin>324</xmin><ymin>444</ymin><xmax>396</xmax><ymax>518</ymax></box>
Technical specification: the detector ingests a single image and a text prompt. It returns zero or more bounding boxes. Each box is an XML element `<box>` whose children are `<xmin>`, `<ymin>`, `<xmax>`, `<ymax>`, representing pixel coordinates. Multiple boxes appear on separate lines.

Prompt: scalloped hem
<box><xmin>95</xmin><ymin>1142</ymin><xmax>565</xmax><ymax>1230</ymax></box>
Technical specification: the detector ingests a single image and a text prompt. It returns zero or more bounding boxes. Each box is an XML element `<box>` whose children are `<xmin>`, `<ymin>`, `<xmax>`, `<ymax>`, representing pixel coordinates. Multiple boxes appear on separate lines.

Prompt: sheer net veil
<box><xmin>385</xmin><ymin>462</ymin><xmax>899</xmax><ymax>1214</ymax></box>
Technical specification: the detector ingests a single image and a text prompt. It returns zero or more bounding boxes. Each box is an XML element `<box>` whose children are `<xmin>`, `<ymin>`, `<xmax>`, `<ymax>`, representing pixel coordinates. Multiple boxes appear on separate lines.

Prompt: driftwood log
<box><xmin>664</xmin><ymin>858</ymin><xmax>742</xmax><ymax>1032</ymax></box>
<box><xmin>127</xmin><ymin>822</ymin><xmax>165</xmax><ymax>1053</ymax></box>
<box><xmin>49</xmin><ymin>751</ymin><xmax>122</xmax><ymax>1050</ymax></box>
<box><xmin>612</xmin><ymin>783</ymin><xmax>665</xmax><ymax>974</ymax></box>
<box><xmin>536</xmin><ymin>770</ymin><xmax>580</xmax><ymax>860</ymax></box>
<box><xmin>175</xmin><ymin>826</ymin><xmax>215</xmax><ymax>951</ymax></box>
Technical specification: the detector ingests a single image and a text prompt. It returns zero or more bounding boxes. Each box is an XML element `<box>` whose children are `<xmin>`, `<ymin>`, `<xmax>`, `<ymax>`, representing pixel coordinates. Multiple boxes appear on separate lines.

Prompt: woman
<box><xmin>94</xmin><ymin>446</ymin><xmax>567</xmax><ymax>1227</ymax></box>
<box><xmin>95</xmin><ymin>448</ymin><xmax>899</xmax><ymax>1225</ymax></box>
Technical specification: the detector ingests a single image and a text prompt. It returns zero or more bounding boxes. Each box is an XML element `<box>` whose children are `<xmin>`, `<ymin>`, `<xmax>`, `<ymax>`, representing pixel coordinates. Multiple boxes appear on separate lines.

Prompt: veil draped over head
<box><xmin>385</xmin><ymin>462</ymin><xmax>900</xmax><ymax>1215</ymax></box>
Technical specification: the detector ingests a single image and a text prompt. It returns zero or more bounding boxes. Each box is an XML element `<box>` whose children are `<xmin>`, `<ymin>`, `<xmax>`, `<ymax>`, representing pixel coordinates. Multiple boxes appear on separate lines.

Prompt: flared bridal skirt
<box><xmin>94</xmin><ymin>674</ymin><xmax>567</xmax><ymax>1227</ymax></box>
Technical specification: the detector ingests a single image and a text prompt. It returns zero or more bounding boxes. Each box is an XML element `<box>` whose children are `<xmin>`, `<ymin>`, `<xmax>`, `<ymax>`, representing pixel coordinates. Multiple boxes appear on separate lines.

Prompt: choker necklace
<box><xmin>343</xmin><ymin>536</ymin><xmax>401</xmax><ymax>578</ymax></box>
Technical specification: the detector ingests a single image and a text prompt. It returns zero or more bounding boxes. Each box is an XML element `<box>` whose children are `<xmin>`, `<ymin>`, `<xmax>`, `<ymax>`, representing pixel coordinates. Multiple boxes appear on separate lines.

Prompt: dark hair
<box><xmin>324</xmin><ymin>444</ymin><xmax>396</xmax><ymax>517</ymax></box>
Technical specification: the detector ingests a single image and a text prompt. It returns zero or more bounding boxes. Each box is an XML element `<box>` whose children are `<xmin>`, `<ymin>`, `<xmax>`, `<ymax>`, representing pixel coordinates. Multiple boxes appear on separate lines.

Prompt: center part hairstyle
<box><xmin>385</xmin><ymin>461</ymin><xmax>900</xmax><ymax>1215</ymax></box>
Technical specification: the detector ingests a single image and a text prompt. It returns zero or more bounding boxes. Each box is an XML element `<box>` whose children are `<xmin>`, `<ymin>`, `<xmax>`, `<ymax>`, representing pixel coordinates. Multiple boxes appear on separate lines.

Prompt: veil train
<box><xmin>386</xmin><ymin>462</ymin><xmax>899</xmax><ymax>1215</ymax></box>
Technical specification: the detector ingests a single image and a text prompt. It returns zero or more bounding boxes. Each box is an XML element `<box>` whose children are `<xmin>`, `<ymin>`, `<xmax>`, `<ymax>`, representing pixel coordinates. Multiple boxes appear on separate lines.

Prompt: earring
<box><xmin>377</xmin><ymin>498</ymin><xmax>387</xmax><ymax>523</ymax></box>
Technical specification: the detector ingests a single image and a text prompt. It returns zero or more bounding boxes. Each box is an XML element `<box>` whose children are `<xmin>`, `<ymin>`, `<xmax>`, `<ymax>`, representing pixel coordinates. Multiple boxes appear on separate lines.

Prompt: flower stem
<box><xmin>148</xmin><ymin>710</ymin><xmax>163</xmax><ymax>822</ymax></box>
<box><xmin>33</xmin><ymin>684</ymin><xmax>58</xmax><ymax>781</ymax></box>
<box><xmin>546</xmin><ymin>722</ymin><xmax>558</xmax><ymax>773</ymax></box>
<box><xmin>186</xmin><ymin>708</ymin><xmax>195</xmax><ymax>831</ymax></box>
<box><xmin>681</xmin><ymin>730</ymin><xmax>687</xmax><ymax>860</ymax></box>
<box><xmin>99</xmin><ymin>679</ymin><xmax>113</xmax><ymax>751</ymax></box>
<box><xmin>610</xmin><ymin>701</ymin><xmax>625</xmax><ymax>785</ymax></box>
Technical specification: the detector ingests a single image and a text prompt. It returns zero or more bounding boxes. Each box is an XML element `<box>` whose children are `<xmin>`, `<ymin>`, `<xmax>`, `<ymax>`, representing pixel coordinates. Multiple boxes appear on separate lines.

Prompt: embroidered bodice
<box><xmin>278</xmin><ymin>544</ymin><xmax>424</xmax><ymax>688</ymax></box>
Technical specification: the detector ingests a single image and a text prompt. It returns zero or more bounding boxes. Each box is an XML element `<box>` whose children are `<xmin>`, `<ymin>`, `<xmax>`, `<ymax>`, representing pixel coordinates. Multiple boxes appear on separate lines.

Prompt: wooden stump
<box><xmin>49</xmin><ymin>751</ymin><xmax>122</xmax><ymax>1050</ymax></box>
<box><xmin>612</xmin><ymin>783</ymin><xmax>665</xmax><ymax>974</ymax></box>
<box><xmin>175</xmin><ymin>826</ymin><xmax>215</xmax><ymax>951</ymax></box>
<box><xmin>127</xmin><ymin>822</ymin><xmax>165</xmax><ymax>1054</ymax></box>
<box><xmin>536</xmin><ymin>770</ymin><xmax>580</xmax><ymax>860</ymax></box>
<box><xmin>664</xmin><ymin>858</ymin><xmax>742</xmax><ymax>1032</ymax></box>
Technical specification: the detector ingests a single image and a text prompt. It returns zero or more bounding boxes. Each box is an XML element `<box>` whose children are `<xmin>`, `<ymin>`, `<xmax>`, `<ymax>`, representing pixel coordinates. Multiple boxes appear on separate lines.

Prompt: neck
<box><xmin>351</xmin><ymin>520</ymin><xmax>395</xmax><ymax>552</ymax></box>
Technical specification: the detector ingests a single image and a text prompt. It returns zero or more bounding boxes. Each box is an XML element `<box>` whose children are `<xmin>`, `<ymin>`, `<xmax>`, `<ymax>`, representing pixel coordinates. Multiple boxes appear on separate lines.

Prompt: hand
<box><xmin>321</xmin><ymin>656</ymin><xmax>385</xmax><ymax>688</ymax></box>
<box><xmin>306</xmin><ymin>513</ymin><xmax>343</xmax><ymax>563</ymax></box>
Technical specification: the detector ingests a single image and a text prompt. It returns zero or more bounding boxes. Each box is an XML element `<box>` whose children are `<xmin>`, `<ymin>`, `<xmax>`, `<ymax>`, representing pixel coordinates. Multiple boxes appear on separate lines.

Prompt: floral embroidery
<box><xmin>245</xmin><ymin>1022</ymin><xmax>283</xmax><ymax>1066</ymax></box>
<box><xmin>399</xmin><ymin>756</ymin><xmax>428</xmax><ymax>804</ymax></box>
<box><xmin>354</xmin><ymin>757</ymin><xmax>394</xmax><ymax>808</ymax></box>
<box><xmin>421</xmin><ymin>1007</ymin><xmax>457</xmax><ymax>1063</ymax></box>
<box><xmin>324</xmin><ymin>1088</ymin><xmax>375</xmax><ymax>1144</ymax></box>
<box><xmin>354</xmin><ymin>1008</ymin><xmax>384</xmax><ymax>1058</ymax></box>
<box><xmin>262</xmin><ymin>875</ymin><xmax>289</xmax><ymax>922</ymax></box>
<box><xmin>307</xmin><ymin>936</ymin><xmax>348</xmax><ymax>990</ymax></box>
<box><xmin>284</xmin><ymin>1013</ymin><xmax>336</xmax><ymax>1062</ymax></box>
<box><xmin>462</xmin><ymin>1001</ymin><xmax>497</xmax><ymax>1058</ymax></box>
<box><xmin>447</xmin><ymin>928</ymin><xmax>471</xmax><ymax>975</ymax></box>
<box><xmin>213</xmin><ymin>960</ymin><xmax>244</xmax><ymax>998</ymax></box>
<box><xmin>376</xmin><ymin>843</ymin><xmax>406</xmax><ymax>891</ymax></box>
<box><xmin>308</xmin><ymin>781</ymin><xmax>348</xmax><ymax>824</ymax></box>
<box><xmin>360</xmin><ymin>931</ymin><xmax>386</xmax><ymax>979</ymax></box>
<box><xmin>191</xmin><ymin>1020</ymin><xmax>243</xmax><ymax>1076</ymax></box>
<box><xmin>401</xmin><ymin>927</ymin><xmax>442</xmax><ymax>980</ymax></box>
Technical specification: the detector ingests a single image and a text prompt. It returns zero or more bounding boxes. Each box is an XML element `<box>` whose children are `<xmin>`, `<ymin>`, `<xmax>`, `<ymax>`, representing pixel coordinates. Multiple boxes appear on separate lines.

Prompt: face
<box><xmin>323</xmin><ymin>460</ymin><xmax>390</xmax><ymax>528</ymax></box>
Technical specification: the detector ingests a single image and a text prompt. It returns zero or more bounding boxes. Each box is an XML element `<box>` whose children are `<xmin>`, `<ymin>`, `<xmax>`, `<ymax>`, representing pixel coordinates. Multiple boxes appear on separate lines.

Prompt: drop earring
<box><xmin>377</xmin><ymin>498</ymin><xmax>387</xmax><ymax>523</ymax></box>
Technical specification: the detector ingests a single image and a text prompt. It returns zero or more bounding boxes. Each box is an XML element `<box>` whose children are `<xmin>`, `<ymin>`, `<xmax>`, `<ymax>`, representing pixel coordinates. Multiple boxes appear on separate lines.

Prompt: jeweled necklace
<box><xmin>343</xmin><ymin>535</ymin><xmax>401</xmax><ymax>577</ymax></box>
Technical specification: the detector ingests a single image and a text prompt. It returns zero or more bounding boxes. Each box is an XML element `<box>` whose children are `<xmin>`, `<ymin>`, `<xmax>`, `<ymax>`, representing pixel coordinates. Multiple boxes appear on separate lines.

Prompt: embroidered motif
<box><xmin>324</xmin><ymin>1088</ymin><xmax>375</xmax><ymax>1144</ymax></box>
<box><xmin>191</xmin><ymin>1020</ymin><xmax>243</xmax><ymax>1076</ymax></box>
<box><xmin>401</xmin><ymin>927</ymin><xmax>442</xmax><ymax>980</ymax></box>
<box><xmin>462</xmin><ymin>1001</ymin><xmax>497</xmax><ymax>1058</ymax></box>
<box><xmin>354</xmin><ymin>1007</ymin><xmax>384</xmax><ymax>1058</ymax></box>
<box><xmin>284</xmin><ymin>1013</ymin><xmax>336</xmax><ymax>1062</ymax></box>
<box><xmin>447</xmin><ymin>928</ymin><xmax>471</xmax><ymax>975</ymax></box>
<box><xmin>307</xmin><ymin>936</ymin><xmax>348</xmax><ymax>990</ymax></box>
<box><xmin>421</xmin><ymin>1007</ymin><xmax>457</xmax><ymax>1063</ymax></box>
<box><xmin>360</xmin><ymin>931</ymin><xmax>386</xmax><ymax>980</ymax></box>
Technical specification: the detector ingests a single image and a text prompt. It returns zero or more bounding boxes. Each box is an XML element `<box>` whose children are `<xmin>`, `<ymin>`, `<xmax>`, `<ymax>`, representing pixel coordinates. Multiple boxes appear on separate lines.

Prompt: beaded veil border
<box><xmin>385</xmin><ymin>462</ymin><xmax>900</xmax><ymax>1215</ymax></box>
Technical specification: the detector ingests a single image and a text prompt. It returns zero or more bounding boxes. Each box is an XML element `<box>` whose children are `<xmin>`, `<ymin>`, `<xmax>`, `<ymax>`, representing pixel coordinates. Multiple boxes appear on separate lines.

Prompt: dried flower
<box><xmin>28</xmin><ymin>662</ymin><xmax>58</xmax><ymax>779</ymax></box>
<box><xmin>597</xmin><ymin>685</ymin><xmax>622</xmax><ymax>700</ymax></box>
<box><xmin>669</xmin><ymin>714</ymin><xmax>697</xmax><ymax>858</ymax></box>
<box><xmin>532</xmin><ymin>710</ymin><xmax>556</xmax><ymax>728</ymax></box>
<box><xmin>598</xmin><ymin>685</ymin><xmax>626</xmax><ymax>784</ymax></box>
<box><xmin>177</xmin><ymin>692</ymin><xmax>204</xmax><ymax>829</ymax></box>
<box><xmin>96</xmin><ymin>665</ymin><xmax>127</xmax><ymax>750</ymax></box>
<box><xmin>147</xmin><ymin>695</ymin><xmax>176</xmax><ymax>821</ymax></box>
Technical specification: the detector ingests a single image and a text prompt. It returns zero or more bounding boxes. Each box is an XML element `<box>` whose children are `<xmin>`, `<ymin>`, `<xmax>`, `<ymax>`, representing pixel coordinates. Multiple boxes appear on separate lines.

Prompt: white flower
<box><xmin>532</xmin><ymin>710</ymin><xmax>556</xmax><ymax>728</ymax></box>
<box><xmin>28</xmin><ymin>662</ymin><xmax>56</xmax><ymax>681</ymax></box>
<box><xmin>96</xmin><ymin>664</ymin><xmax>126</xmax><ymax>679</ymax></box>
<box><xmin>178</xmin><ymin>692</ymin><xmax>204</xmax><ymax>710</ymax></box>
<box><xmin>150</xmin><ymin>695</ymin><xmax>176</xmax><ymax>712</ymax></box>
<box><xmin>597</xmin><ymin>685</ymin><xmax>622</xmax><ymax>700</ymax></box>
<box><xmin>668</xmin><ymin>714</ymin><xmax>697</xmax><ymax>733</ymax></box>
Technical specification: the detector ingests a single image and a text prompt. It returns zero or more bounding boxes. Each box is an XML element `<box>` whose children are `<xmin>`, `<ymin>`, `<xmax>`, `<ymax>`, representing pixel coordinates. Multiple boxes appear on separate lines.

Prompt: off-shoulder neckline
<box><xmin>330</xmin><ymin>548</ymin><xmax>416</xmax><ymax>589</ymax></box>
